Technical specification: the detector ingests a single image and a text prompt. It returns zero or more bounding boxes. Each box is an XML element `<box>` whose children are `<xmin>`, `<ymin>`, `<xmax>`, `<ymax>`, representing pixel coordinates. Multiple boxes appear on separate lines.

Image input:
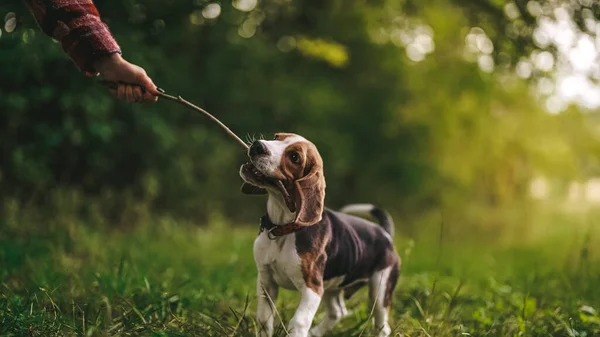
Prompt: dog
<box><xmin>239</xmin><ymin>133</ymin><xmax>400</xmax><ymax>337</ymax></box>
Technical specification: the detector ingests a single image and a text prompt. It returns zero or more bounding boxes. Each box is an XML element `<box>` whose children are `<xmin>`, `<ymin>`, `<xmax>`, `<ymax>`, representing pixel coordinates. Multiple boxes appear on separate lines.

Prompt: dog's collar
<box><xmin>260</xmin><ymin>215</ymin><xmax>304</xmax><ymax>239</ymax></box>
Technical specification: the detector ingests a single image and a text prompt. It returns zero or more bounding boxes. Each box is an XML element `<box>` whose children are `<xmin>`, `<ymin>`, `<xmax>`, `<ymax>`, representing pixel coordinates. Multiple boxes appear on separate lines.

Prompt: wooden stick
<box><xmin>157</xmin><ymin>91</ymin><xmax>249</xmax><ymax>150</ymax></box>
<box><xmin>99</xmin><ymin>81</ymin><xmax>295</xmax><ymax>210</ymax></box>
<box><xmin>99</xmin><ymin>80</ymin><xmax>249</xmax><ymax>150</ymax></box>
<box><xmin>154</xmin><ymin>91</ymin><xmax>294</xmax><ymax>210</ymax></box>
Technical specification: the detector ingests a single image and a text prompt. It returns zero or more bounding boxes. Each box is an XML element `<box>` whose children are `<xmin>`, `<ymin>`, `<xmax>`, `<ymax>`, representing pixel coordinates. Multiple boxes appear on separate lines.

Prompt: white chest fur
<box><xmin>253</xmin><ymin>231</ymin><xmax>303</xmax><ymax>290</ymax></box>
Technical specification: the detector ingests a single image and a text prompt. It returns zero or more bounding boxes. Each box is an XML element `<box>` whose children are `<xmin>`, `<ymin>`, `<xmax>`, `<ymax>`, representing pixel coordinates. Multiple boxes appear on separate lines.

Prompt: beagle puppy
<box><xmin>240</xmin><ymin>133</ymin><xmax>400</xmax><ymax>337</ymax></box>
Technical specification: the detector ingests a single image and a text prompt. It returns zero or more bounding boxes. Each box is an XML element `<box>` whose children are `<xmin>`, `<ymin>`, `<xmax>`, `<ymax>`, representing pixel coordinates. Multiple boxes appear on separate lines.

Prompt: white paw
<box><xmin>287</xmin><ymin>326</ymin><xmax>311</xmax><ymax>337</ymax></box>
<box><xmin>377</xmin><ymin>324</ymin><xmax>392</xmax><ymax>337</ymax></box>
<box><xmin>288</xmin><ymin>332</ymin><xmax>310</xmax><ymax>337</ymax></box>
<box><xmin>308</xmin><ymin>327</ymin><xmax>323</xmax><ymax>337</ymax></box>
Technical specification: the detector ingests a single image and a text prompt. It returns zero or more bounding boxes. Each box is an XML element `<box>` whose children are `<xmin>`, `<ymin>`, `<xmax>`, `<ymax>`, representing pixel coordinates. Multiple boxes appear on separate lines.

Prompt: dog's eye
<box><xmin>273</xmin><ymin>135</ymin><xmax>279</xmax><ymax>140</ymax></box>
<box><xmin>289</xmin><ymin>151</ymin><xmax>301</xmax><ymax>164</ymax></box>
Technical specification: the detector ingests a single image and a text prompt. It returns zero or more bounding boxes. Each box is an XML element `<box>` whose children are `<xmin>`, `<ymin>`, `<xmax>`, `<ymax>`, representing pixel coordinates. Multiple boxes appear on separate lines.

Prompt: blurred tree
<box><xmin>0</xmin><ymin>0</ymin><xmax>599</xmax><ymax>227</ymax></box>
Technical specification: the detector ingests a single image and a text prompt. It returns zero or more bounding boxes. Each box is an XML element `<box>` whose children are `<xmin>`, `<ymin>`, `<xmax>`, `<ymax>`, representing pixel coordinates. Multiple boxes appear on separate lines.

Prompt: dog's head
<box><xmin>239</xmin><ymin>133</ymin><xmax>325</xmax><ymax>226</ymax></box>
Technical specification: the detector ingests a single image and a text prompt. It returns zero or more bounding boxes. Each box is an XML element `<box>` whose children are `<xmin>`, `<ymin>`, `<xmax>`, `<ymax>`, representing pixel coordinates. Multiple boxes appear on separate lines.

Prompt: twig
<box><xmin>98</xmin><ymin>81</ymin><xmax>249</xmax><ymax>150</ymax></box>
<box><xmin>98</xmin><ymin>82</ymin><xmax>298</xmax><ymax>208</ymax></box>
<box><xmin>156</xmin><ymin>90</ymin><xmax>296</xmax><ymax>213</ymax></box>
<box><xmin>157</xmin><ymin>92</ymin><xmax>249</xmax><ymax>150</ymax></box>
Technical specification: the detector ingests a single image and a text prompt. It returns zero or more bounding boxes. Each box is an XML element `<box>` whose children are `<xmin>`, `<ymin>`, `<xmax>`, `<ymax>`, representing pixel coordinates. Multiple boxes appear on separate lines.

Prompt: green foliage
<box><xmin>2</xmin><ymin>0</ymin><xmax>600</xmax><ymax>335</ymax></box>
<box><xmin>1</xmin><ymin>207</ymin><xmax>600</xmax><ymax>336</ymax></box>
<box><xmin>2</xmin><ymin>0</ymin><xmax>598</xmax><ymax>226</ymax></box>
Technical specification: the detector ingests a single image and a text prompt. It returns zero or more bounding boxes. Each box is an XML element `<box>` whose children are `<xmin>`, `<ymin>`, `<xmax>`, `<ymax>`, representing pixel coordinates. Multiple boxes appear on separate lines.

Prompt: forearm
<box><xmin>23</xmin><ymin>0</ymin><xmax>121</xmax><ymax>75</ymax></box>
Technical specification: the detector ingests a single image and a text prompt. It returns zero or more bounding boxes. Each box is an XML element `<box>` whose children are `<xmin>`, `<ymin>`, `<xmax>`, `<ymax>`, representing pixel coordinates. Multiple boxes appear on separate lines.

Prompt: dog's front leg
<box><xmin>256</xmin><ymin>271</ymin><xmax>279</xmax><ymax>337</ymax></box>
<box><xmin>287</xmin><ymin>286</ymin><xmax>322</xmax><ymax>337</ymax></box>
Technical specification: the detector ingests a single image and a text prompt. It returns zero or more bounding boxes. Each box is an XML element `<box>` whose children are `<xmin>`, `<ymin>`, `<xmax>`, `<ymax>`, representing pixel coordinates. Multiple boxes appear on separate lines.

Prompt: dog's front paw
<box><xmin>288</xmin><ymin>331</ymin><xmax>310</xmax><ymax>337</ymax></box>
<box><xmin>308</xmin><ymin>327</ymin><xmax>323</xmax><ymax>337</ymax></box>
<box><xmin>376</xmin><ymin>323</ymin><xmax>392</xmax><ymax>337</ymax></box>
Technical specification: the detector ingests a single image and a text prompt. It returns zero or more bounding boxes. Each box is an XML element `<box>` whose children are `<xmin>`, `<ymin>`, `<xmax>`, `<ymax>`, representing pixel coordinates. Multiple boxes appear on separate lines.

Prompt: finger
<box><xmin>125</xmin><ymin>85</ymin><xmax>135</xmax><ymax>103</ymax></box>
<box><xmin>142</xmin><ymin>91</ymin><xmax>159</xmax><ymax>103</ymax></box>
<box><xmin>117</xmin><ymin>84</ymin><xmax>126</xmax><ymax>101</ymax></box>
<box><xmin>133</xmin><ymin>86</ymin><xmax>143</xmax><ymax>103</ymax></box>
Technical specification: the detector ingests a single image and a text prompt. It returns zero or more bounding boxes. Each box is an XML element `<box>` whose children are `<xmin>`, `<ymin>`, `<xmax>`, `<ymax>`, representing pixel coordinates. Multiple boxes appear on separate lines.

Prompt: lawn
<box><xmin>1</xmin><ymin>207</ymin><xmax>600</xmax><ymax>336</ymax></box>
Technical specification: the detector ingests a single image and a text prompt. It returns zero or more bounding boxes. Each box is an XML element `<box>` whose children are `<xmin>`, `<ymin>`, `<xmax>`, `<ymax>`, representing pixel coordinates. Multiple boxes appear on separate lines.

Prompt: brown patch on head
<box><xmin>272</xmin><ymin>132</ymin><xmax>296</xmax><ymax>141</ymax></box>
<box><xmin>276</xmin><ymin>137</ymin><xmax>326</xmax><ymax>226</ymax></box>
<box><xmin>241</xmin><ymin>133</ymin><xmax>325</xmax><ymax>224</ymax></box>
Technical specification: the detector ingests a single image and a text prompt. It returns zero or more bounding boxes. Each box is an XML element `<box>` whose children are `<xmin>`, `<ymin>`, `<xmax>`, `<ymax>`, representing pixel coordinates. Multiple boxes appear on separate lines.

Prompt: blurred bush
<box><xmin>1</xmin><ymin>0</ymin><xmax>599</xmax><ymax>231</ymax></box>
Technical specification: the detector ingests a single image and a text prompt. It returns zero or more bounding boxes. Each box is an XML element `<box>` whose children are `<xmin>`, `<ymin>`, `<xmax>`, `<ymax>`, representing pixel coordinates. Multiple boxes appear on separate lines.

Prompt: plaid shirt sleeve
<box><xmin>24</xmin><ymin>0</ymin><xmax>121</xmax><ymax>76</ymax></box>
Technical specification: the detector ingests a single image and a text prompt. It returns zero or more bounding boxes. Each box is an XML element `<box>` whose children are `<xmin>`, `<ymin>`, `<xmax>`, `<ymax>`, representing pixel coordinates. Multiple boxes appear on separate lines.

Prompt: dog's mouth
<box><xmin>240</xmin><ymin>162</ymin><xmax>296</xmax><ymax>213</ymax></box>
<box><xmin>241</xmin><ymin>162</ymin><xmax>278</xmax><ymax>187</ymax></box>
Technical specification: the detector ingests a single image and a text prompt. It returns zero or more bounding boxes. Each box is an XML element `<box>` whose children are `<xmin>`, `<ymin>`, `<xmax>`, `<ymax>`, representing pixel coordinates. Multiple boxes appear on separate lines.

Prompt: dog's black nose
<box><xmin>250</xmin><ymin>140</ymin><xmax>269</xmax><ymax>157</ymax></box>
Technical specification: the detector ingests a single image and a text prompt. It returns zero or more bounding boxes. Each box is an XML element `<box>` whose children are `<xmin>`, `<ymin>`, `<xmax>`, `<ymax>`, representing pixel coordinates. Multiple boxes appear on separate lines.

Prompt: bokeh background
<box><xmin>2</xmin><ymin>0</ymin><xmax>600</xmax><ymax>336</ymax></box>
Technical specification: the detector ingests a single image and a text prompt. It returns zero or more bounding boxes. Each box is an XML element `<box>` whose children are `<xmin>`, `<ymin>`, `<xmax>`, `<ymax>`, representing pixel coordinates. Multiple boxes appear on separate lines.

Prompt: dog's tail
<box><xmin>339</xmin><ymin>204</ymin><xmax>394</xmax><ymax>237</ymax></box>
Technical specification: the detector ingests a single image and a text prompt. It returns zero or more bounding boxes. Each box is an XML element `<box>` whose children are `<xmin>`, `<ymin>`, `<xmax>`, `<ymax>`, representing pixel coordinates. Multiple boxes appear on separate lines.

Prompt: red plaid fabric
<box><xmin>24</xmin><ymin>0</ymin><xmax>121</xmax><ymax>76</ymax></box>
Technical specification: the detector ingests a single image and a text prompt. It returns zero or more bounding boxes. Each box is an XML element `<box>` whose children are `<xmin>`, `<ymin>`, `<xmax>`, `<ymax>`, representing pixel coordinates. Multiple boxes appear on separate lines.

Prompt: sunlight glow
<box><xmin>237</xmin><ymin>12</ymin><xmax>265</xmax><ymax>39</ymax></box>
<box><xmin>390</xmin><ymin>29</ymin><xmax>410</xmax><ymax>47</ymax></box>
<box><xmin>516</xmin><ymin>59</ymin><xmax>532</xmax><ymax>78</ymax></box>
<box><xmin>202</xmin><ymin>3</ymin><xmax>221</xmax><ymax>19</ymax></box>
<box><xmin>525</xmin><ymin>3</ymin><xmax>600</xmax><ymax>113</ymax></box>
<box><xmin>233</xmin><ymin>0</ymin><xmax>257</xmax><ymax>12</ymax></box>
<box><xmin>465</xmin><ymin>28</ymin><xmax>495</xmax><ymax>72</ymax></box>
<box><xmin>402</xmin><ymin>26</ymin><xmax>434</xmax><ymax>62</ymax></box>
<box><xmin>537</xmin><ymin>77</ymin><xmax>553</xmax><ymax>95</ymax></box>
<box><xmin>530</xmin><ymin>177</ymin><xmax>549</xmax><ymax>200</ymax></box>
<box><xmin>478</xmin><ymin>55</ymin><xmax>494</xmax><ymax>73</ymax></box>
<box><xmin>526</xmin><ymin>1</ymin><xmax>542</xmax><ymax>17</ymax></box>
<box><xmin>586</xmin><ymin>179</ymin><xmax>600</xmax><ymax>203</ymax></box>
<box><xmin>545</xmin><ymin>95</ymin><xmax>566</xmax><ymax>114</ymax></box>
<box><xmin>533</xmin><ymin>51</ymin><xmax>554</xmax><ymax>71</ymax></box>
<box><xmin>189</xmin><ymin>10</ymin><xmax>204</xmax><ymax>25</ymax></box>
<box><xmin>406</xmin><ymin>44</ymin><xmax>425</xmax><ymax>62</ymax></box>
<box><xmin>375</xmin><ymin>19</ymin><xmax>434</xmax><ymax>63</ymax></box>
<box><xmin>238</xmin><ymin>21</ymin><xmax>256</xmax><ymax>38</ymax></box>
<box><xmin>569</xmin><ymin>35</ymin><xmax>595</xmax><ymax>72</ymax></box>
<box><xmin>277</xmin><ymin>36</ymin><xmax>296</xmax><ymax>52</ymax></box>
<box><xmin>4</xmin><ymin>12</ymin><xmax>16</xmax><ymax>33</ymax></box>
<box><xmin>503</xmin><ymin>3</ymin><xmax>520</xmax><ymax>20</ymax></box>
<box><xmin>476</xmin><ymin>34</ymin><xmax>493</xmax><ymax>54</ymax></box>
<box><xmin>566</xmin><ymin>178</ymin><xmax>600</xmax><ymax>206</ymax></box>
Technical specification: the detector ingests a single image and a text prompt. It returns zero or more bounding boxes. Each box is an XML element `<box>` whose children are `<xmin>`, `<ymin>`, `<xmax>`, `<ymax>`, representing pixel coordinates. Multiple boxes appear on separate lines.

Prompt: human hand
<box><xmin>94</xmin><ymin>54</ymin><xmax>159</xmax><ymax>103</ymax></box>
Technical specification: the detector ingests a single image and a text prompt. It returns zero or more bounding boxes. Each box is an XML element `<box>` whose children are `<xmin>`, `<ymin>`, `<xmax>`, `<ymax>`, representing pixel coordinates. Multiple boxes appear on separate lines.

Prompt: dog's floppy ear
<box><xmin>241</xmin><ymin>183</ymin><xmax>267</xmax><ymax>195</ymax></box>
<box><xmin>293</xmin><ymin>164</ymin><xmax>325</xmax><ymax>226</ymax></box>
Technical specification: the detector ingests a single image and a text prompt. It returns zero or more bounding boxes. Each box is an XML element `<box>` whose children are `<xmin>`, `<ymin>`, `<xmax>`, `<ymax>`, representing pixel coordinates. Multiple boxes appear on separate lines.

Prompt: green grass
<box><xmin>2</xmin><ymin>209</ymin><xmax>600</xmax><ymax>336</ymax></box>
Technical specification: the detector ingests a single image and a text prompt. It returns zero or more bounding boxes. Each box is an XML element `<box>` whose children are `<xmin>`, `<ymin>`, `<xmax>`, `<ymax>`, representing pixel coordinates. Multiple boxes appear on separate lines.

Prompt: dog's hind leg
<box><xmin>369</xmin><ymin>266</ymin><xmax>393</xmax><ymax>337</ymax></box>
<box><xmin>309</xmin><ymin>290</ymin><xmax>347</xmax><ymax>337</ymax></box>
